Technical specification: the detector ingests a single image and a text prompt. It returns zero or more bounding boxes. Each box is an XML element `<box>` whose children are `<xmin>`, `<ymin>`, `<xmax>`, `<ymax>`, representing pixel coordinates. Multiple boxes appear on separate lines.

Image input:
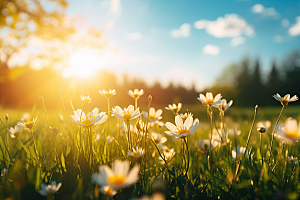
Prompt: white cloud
<box><xmin>281</xmin><ymin>19</ymin><xmax>290</xmax><ymax>28</ymax></box>
<box><xmin>252</xmin><ymin>4</ymin><xmax>264</xmax><ymax>13</ymax></box>
<box><xmin>288</xmin><ymin>16</ymin><xmax>300</xmax><ymax>36</ymax></box>
<box><xmin>251</xmin><ymin>4</ymin><xmax>280</xmax><ymax>19</ymax></box>
<box><xmin>231</xmin><ymin>37</ymin><xmax>246</xmax><ymax>46</ymax></box>
<box><xmin>194</xmin><ymin>14</ymin><xmax>255</xmax><ymax>38</ymax></box>
<box><xmin>273</xmin><ymin>35</ymin><xmax>283</xmax><ymax>43</ymax></box>
<box><xmin>126</xmin><ymin>32</ymin><xmax>142</xmax><ymax>41</ymax></box>
<box><xmin>171</xmin><ymin>23</ymin><xmax>191</xmax><ymax>38</ymax></box>
<box><xmin>202</xmin><ymin>45</ymin><xmax>220</xmax><ymax>56</ymax></box>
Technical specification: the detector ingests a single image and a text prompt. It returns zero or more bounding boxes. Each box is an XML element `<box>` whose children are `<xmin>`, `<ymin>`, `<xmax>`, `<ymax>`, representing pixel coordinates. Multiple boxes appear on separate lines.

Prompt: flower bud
<box><xmin>5</xmin><ymin>114</ymin><xmax>8</xmax><ymax>121</ymax></box>
<box><xmin>257</xmin><ymin>126</ymin><xmax>266</xmax><ymax>133</ymax></box>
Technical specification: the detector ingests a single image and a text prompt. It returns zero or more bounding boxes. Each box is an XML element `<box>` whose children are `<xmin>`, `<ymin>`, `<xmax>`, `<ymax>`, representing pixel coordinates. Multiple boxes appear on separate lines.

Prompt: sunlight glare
<box><xmin>67</xmin><ymin>47</ymin><xmax>101</xmax><ymax>78</ymax></box>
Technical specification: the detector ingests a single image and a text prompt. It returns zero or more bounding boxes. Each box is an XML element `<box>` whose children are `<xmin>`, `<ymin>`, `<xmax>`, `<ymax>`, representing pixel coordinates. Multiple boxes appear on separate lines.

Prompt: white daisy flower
<box><xmin>151</xmin><ymin>132</ymin><xmax>167</xmax><ymax>145</ymax></box>
<box><xmin>159</xmin><ymin>151</ymin><xmax>175</xmax><ymax>165</ymax></box>
<box><xmin>197</xmin><ymin>92</ymin><xmax>222</xmax><ymax>106</ymax></box>
<box><xmin>232</xmin><ymin>146</ymin><xmax>246</xmax><ymax>160</ymax></box>
<box><xmin>99</xmin><ymin>89</ymin><xmax>116</xmax><ymax>99</ymax></box>
<box><xmin>128</xmin><ymin>89</ymin><xmax>144</xmax><ymax>99</ymax></box>
<box><xmin>180</xmin><ymin>112</ymin><xmax>193</xmax><ymax>120</ymax></box>
<box><xmin>275</xmin><ymin>117</ymin><xmax>300</xmax><ymax>145</ymax></box>
<box><xmin>17</xmin><ymin>117</ymin><xmax>38</xmax><ymax>130</ymax></box>
<box><xmin>91</xmin><ymin>160</ymin><xmax>139</xmax><ymax>189</ymax></box>
<box><xmin>143</xmin><ymin>107</ymin><xmax>163</xmax><ymax>122</ymax></box>
<box><xmin>227</xmin><ymin>128</ymin><xmax>241</xmax><ymax>136</ymax></box>
<box><xmin>38</xmin><ymin>181</ymin><xmax>62</xmax><ymax>196</ymax></box>
<box><xmin>10</xmin><ymin>125</ymin><xmax>21</xmax><ymax>138</ymax></box>
<box><xmin>70</xmin><ymin>107</ymin><xmax>108</xmax><ymax>128</ymax></box>
<box><xmin>107</xmin><ymin>136</ymin><xmax>114</xmax><ymax>144</ymax></box>
<box><xmin>197</xmin><ymin>139</ymin><xmax>218</xmax><ymax>153</ymax></box>
<box><xmin>111</xmin><ymin>105</ymin><xmax>142</xmax><ymax>122</ymax></box>
<box><xmin>165</xmin><ymin>103</ymin><xmax>182</xmax><ymax>114</ymax></box>
<box><xmin>273</xmin><ymin>93</ymin><xmax>298</xmax><ymax>106</ymax></box>
<box><xmin>80</xmin><ymin>95</ymin><xmax>92</xmax><ymax>104</ymax></box>
<box><xmin>127</xmin><ymin>146</ymin><xmax>145</xmax><ymax>158</ymax></box>
<box><xmin>165</xmin><ymin>115</ymin><xmax>199</xmax><ymax>138</ymax></box>
<box><xmin>212</xmin><ymin>99</ymin><xmax>233</xmax><ymax>111</ymax></box>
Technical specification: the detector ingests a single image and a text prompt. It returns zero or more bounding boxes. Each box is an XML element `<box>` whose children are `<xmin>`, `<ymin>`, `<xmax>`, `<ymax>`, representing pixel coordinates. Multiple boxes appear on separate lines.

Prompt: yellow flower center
<box><xmin>176</xmin><ymin>126</ymin><xmax>190</xmax><ymax>135</ymax></box>
<box><xmin>285</xmin><ymin>130</ymin><xmax>300</xmax><ymax>139</ymax></box>
<box><xmin>130</xmin><ymin>130</ymin><xmax>137</xmax><ymax>135</ymax></box>
<box><xmin>281</xmin><ymin>98</ymin><xmax>289</xmax><ymax>106</ymax></box>
<box><xmin>164</xmin><ymin>148</ymin><xmax>171</xmax><ymax>153</ymax></box>
<box><xmin>132</xmin><ymin>150</ymin><xmax>141</xmax><ymax>156</ymax></box>
<box><xmin>25</xmin><ymin>121</ymin><xmax>34</xmax><ymax>129</ymax></box>
<box><xmin>122</xmin><ymin>111</ymin><xmax>133</xmax><ymax>121</ymax></box>
<box><xmin>81</xmin><ymin>117</ymin><xmax>93</xmax><ymax>125</ymax></box>
<box><xmin>133</xmin><ymin>94</ymin><xmax>140</xmax><ymax>99</ymax></box>
<box><xmin>149</xmin><ymin>114</ymin><xmax>156</xmax><ymax>119</ymax></box>
<box><xmin>108</xmin><ymin>175</ymin><xmax>126</xmax><ymax>186</ymax></box>
<box><xmin>81</xmin><ymin>96</ymin><xmax>92</xmax><ymax>104</ymax></box>
<box><xmin>154</xmin><ymin>138</ymin><xmax>161</xmax><ymax>144</ymax></box>
<box><xmin>182</xmin><ymin>115</ymin><xmax>188</xmax><ymax>120</ymax></box>
<box><xmin>206</xmin><ymin>98</ymin><xmax>214</xmax><ymax>104</ymax></box>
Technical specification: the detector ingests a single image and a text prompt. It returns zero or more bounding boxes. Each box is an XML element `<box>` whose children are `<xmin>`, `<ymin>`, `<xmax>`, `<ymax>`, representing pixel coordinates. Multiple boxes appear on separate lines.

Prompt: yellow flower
<box><xmin>165</xmin><ymin>115</ymin><xmax>199</xmax><ymax>138</ymax></box>
<box><xmin>80</xmin><ymin>95</ymin><xmax>92</xmax><ymax>104</ymax></box>
<box><xmin>197</xmin><ymin>92</ymin><xmax>222</xmax><ymax>106</ymax></box>
<box><xmin>273</xmin><ymin>93</ymin><xmax>298</xmax><ymax>106</ymax></box>
<box><xmin>143</xmin><ymin>107</ymin><xmax>163</xmax><ymax>122</ymax></box>
<box><xmin>91</xmin><ymin>160</ymin><xmax>139</xmax><ymax>189</ymax></box>
<box><xmin>127</xmin><ymin>146</ymin><xmax>145</xmax><ymax>158</ymax></box>
<box><xmin>17</xmin><ymin>117</ymin><xmax>38</xmax><ymax>130</ymax></box>
<box><xmin>275</xmin><ymin>117</ymin><xmax>300</xmax><ymax>145</ymax></box>
<box><xmin>99</xmin><ymin>89</ymin><xmax>116</xmax><ymax>99</ymax></box>
<box><xmin>70</xmin><ymin>107</ymin><xmax>108</xmax><ymax>128</ymax></box>
<box><xmin>128</xmin><ymin>89</ymin><xmax>144</xmax><ymax>99</ymax></box>
<box><xmin>165</xmin><ymin>103</ymin><xmax>182</xmax><ymax>114</ymax></box>
<box><xmin>112</xmin><ymin>105</ymin><xmax>142</xmax><ymax>122</ymax></box>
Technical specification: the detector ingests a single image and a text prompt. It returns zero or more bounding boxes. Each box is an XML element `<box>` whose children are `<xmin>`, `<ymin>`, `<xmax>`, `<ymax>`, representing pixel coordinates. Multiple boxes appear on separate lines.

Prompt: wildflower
<box><xmin>155</xmin><ymin>121</ymin><xmax>165</xmax><ymax>128</ymax></box>
<box><xmin>197</xmin><ymin>139</ymin><xmax>218</xmax><ymax>153</ymax></box>
<box><xmin>127</xmin><ymin>146</ymin><xmax>145</xmax><ymax>158</ymax></box>
<box><xmin>128</xmin><ymin>89</ymin><xmax>144</xmax><ymax>99</ymax></box>
<box><xmin>112</xmin><ymin>105</ymin><xmax>142</xmax><ymax>122</ymax></box>
<box><xmin>257</xmin><ymin>120</ymin><xmax>271</xmax><ymax>133</ymax></box>
<box><xmin>91</xmin><ymin>160</ymin><xmax>139</xmax><ymax>189</ymax></box>
<box><xmin>5</xmin><ymin>114</ymin><xmax>8</xmax><ymax>121</ymax></box>
<box><xmin>287</xmin><ymin>156</ymin><xmax>298</xmax><ymax>163</ymax></box>
<box><xmin>275</xmin><ymin>117</ymin><xmax>300</xmax><ymax>145</ymax></box>
<box><xmin>159</xmin><ymin>144</ymin><xmax>174</xmax><ymax>154</ymax></box>
<box><xmin>17</xmin><ymin>117</ymin><xmax>38</xmax><ymax>130</ymax></box>
<box><xmin>70</xmin><ymin>107</ymin><xmax>108</xmax><ymax>128</ymax></box>
<box><xmin>10</xmin><ymin>125</ymin><xmax>21</xmax><ymax>138</ymax></box>
<box><xmin>107</xmin><ymin>136</ymin><xmax>114</xmax><ymax>144</ymax></box>
<box><xmin>165</xmin><ymin>115</ymin><xmax>199</xmax><ymax>138</ymax></box>
<box><xmin>180</xmin><ymin>112</ymin><xmax>193</xmax><ymax>120</ymax></box>
<box><xmin>232</xmin><ymin>146</ymin><xmax>246</xmax><ymax>160</ymax></box>
<box><xmin>165</xmin><ymin>103</ymin><xmax>182</xmax><ymax>114</ymax></box>
<box><xmin>100</xmin><ymin>186</ymin><xmax>117</xmax><ymax>197</ymax></box>
<box><xmin>212</xmin><ymin>131</ymin><xmax>230</xmax><ymax>146</ymax></box>
<box><xmin>38</xmin><ymin>181</ymin><xmax>62</xmax><ymax>196</ymax></box>
<box><xmin>99</xmin><ymin>89</ymin><xmax>116</xmax><ymax>99</ymax></box>
<box><xmin>80</xmin><ymin>95</ymin><xmax>92</xmax><ymax>104</ymax></box>
<box><xmin>228</xmin><ymin>128</ymin><xmax>241</xmax><ymax>136</ymax></box>
<box><xmin>159</xmin><ymin>151</ymin><xmax>175</xmax><ymax>165</ymax></box>
<box><xmin>22</xmin><ymin>113</ymin><xmax>31</xmax><ymax>122</ymax></box>
<box><xmin>143</xmin><ymin>107</ymin><xmax>163</xmax><ymax>122</ymax></box>
<box><xmin>213</xmin><ymin>99</ymin><xmax>233</xmax><ymax>111</ymax></box>
<box><xmin>151</xmin><ymin>132</ymin><xmax>167</xmax><ymax>145</ymax></box>
<box><xmin>273</xmin><ymin>93</ymin><xmax>298</xmax><ymax>106</ymax></box>
<box><xmin>197</xmin><ymin>92</ymin><xmax>222</xmax><ymax>107</ymax></box>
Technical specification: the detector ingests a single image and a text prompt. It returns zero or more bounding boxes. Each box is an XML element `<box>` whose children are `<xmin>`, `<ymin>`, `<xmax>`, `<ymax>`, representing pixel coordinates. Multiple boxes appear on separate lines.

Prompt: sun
<box><xmin>63</xmin><ymin>47</ymin><xmax>101</xmax><ymax>79</ymax></box>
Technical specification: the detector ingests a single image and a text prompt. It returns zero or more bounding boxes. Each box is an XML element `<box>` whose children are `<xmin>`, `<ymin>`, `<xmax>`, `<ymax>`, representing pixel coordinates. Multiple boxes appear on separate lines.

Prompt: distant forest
<box><xmin>0</xmin><ymin>50</ymin><xmax>300</xmax><ymax>109</ymax></box>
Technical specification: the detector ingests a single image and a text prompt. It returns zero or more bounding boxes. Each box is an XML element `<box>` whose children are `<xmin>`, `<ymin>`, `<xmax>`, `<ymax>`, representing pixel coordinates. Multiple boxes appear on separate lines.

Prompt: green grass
<box><xmin>1</xmin><ymin>103</ymin><xmax>300</xmax><ymax>199</ymax></box>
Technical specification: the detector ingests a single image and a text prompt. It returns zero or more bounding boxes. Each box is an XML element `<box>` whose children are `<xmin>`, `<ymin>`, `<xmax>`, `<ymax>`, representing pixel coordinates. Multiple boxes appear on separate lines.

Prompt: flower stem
<box><xmin>268</xmin><ymin>105</ymin><xmax>285</xmax><ymax>167</ymax></box>
<box><xmin>244</xmin><ymin>105</ymin><xmax>258</xmax><ymax>157</ymax></box>
<box><xmin>184</xmin><ymin>137</ymin><xmax>190</xmax><ymax>176</ymax></box>
<box><xmin>260</xmin><ymin>133</ymin><xmax>263</xmax><ymax>167</ymax></box>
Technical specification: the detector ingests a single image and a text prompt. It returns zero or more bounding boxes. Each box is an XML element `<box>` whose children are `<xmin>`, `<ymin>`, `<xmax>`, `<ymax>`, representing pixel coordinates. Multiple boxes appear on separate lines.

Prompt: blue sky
<box><xmin>65</xmin><ymin>0</ymin><xmax>300</xmax><ymax>91</ymax></box>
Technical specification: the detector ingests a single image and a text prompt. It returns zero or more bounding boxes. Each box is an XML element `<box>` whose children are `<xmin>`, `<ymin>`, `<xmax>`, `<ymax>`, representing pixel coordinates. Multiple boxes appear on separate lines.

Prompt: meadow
<box><xmin>1</xmin><ymin>90</ymin><xmax>300</xmax><ymax>200</ymax></box>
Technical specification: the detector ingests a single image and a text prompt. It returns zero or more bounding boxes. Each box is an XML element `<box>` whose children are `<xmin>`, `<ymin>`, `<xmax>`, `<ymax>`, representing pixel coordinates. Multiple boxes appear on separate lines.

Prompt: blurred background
<box><xmin>0</xmin><ymin>0</ymin><xmax>300</xmax><ymax>109</ymax></box>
